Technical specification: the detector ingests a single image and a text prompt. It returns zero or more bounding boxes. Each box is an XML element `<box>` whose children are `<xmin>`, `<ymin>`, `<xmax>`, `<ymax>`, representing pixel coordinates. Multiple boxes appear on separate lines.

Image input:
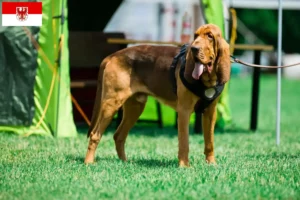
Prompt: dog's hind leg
<box><xmin>113</xmin><ymin>93</ymin><xmax>147</xmax><ymax>161</ymax></box>
<box><xmin>84</xmin><ymin>62</ymin><xmax>132</xmax><ymax>164</ymax></box>
<box><xmin>84</xmin><ymin>95</ymin><xmax>128</xmax><ymax>164</ymax></box>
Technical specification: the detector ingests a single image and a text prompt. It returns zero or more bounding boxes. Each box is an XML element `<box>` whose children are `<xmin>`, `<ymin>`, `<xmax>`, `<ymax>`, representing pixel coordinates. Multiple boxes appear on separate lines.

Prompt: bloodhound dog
<box><xmin>84</xmin><ymin>24</ymin><xmax>230</xmax><ymax>167</ymax></box>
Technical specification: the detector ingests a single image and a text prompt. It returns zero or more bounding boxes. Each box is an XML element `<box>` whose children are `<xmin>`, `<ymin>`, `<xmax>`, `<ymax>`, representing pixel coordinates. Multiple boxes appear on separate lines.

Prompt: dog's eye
<box><xmin>194</xmin><ymin>33</ymin><xmax>199</xmax><ymax>40</ymax></box>
<box><xmin>207</xmin><ymin>33</ymin><xmax>213</xmax><ymax>40</ymax></box>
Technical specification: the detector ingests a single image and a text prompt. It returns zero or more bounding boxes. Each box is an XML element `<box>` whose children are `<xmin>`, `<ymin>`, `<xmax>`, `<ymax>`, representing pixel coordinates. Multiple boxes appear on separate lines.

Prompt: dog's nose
<box><xmin>191</xmin><ymin>46</ymin><xmax>199</xmax><ymax>53</ymax></box>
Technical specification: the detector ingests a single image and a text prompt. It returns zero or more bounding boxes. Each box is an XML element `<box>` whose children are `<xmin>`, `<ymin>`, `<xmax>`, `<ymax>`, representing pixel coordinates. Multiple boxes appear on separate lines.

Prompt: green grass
<box><xmin>1</xmin><ymin>75</ymin><xmax>300</xmax><ymax>200</ymax></box>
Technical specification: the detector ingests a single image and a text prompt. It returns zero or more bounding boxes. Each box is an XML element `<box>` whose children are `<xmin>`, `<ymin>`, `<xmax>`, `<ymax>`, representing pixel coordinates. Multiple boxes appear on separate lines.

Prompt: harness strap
<box><xmin>170</xmin><ymin>44</ymin><xmax>189</xmax><ymax>94</ymax></box>
<box><xmin>179</xmin><ymin>66</ymin><xmax>224</xmax><ymax>113</ymax></box>
<box><xmin>170</xmin><ymin>44</ymin><xmax>225</xmax><ymax>113</ymax></box>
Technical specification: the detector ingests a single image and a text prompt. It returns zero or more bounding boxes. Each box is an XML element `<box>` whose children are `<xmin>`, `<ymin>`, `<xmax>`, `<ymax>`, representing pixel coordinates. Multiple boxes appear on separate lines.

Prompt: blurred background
<box><xmin>100</xmin><ymin>0</ymin><xmax>300</xmax><ymax>76</ymax></box>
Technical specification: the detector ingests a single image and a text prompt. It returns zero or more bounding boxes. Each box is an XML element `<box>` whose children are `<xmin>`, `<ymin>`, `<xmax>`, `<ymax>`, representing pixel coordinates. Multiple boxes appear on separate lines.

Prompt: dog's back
<box><xmin>99</xmin><ymin>45</ymin><xmax>180</xmax><ymax>102</ymax></box>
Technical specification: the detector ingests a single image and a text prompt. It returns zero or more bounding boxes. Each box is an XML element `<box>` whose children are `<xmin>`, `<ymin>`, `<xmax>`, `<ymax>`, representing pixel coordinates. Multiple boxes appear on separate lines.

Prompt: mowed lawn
<box><xmin>0</xmin><ymin>75</ymin><xmax>299</xmax><ymax>200</ymax></box>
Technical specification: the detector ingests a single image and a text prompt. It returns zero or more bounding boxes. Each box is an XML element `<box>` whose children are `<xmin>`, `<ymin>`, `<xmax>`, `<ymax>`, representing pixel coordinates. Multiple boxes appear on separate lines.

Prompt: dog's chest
<box><xmin>201</xmin><ymin>72</ymin><xmax>217</xmax><ymax>88</ymax></box>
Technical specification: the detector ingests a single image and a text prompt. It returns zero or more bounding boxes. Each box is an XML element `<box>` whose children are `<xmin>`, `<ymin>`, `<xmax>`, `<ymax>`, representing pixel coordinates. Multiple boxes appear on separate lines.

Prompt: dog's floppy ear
<box><xmin>194</xmin><ymin>33</ymin><xmax>199</xmax><ymax>40</ymax></box>
<box><xmin>216</xmin><ymin>37</ymin><xmax>231</xmax><ymax>84</ymax></box>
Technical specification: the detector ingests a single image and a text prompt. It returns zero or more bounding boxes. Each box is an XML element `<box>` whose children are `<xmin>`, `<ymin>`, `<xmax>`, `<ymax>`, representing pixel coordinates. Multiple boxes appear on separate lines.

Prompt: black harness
<box><xmin>170</xmin><ymin>44</ymin><xmax>225</xmax><ymax>113</ymax></box>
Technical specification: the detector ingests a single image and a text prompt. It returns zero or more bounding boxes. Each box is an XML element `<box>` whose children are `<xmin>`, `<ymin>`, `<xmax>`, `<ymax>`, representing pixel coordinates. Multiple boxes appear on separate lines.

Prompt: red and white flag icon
<box><xmin>2</xmin><ymin>2</ymin><xmax>42</xmax><ymax>26</ymax></box>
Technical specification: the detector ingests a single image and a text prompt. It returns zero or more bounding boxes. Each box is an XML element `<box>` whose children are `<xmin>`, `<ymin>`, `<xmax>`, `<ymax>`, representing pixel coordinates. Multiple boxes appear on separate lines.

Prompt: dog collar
<box><xmin>170</xmin><ymin>44</ymin><xmax>224</xmax><ymax>113</ymax></box>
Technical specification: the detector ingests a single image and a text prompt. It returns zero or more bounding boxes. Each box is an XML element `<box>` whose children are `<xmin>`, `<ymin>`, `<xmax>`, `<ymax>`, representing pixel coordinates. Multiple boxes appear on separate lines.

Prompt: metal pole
<box><xmin>276</xmin><ymin>0</ymin><xmax>283</xmax><ymax>145</ymax></box>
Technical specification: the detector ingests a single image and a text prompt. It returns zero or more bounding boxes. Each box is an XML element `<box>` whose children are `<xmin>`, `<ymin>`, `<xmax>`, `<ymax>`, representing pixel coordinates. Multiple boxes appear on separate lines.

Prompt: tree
<box><xmin>235</xmin><ymin>9</ymin><xmax>300</xmax><ymax>54</ymax></box>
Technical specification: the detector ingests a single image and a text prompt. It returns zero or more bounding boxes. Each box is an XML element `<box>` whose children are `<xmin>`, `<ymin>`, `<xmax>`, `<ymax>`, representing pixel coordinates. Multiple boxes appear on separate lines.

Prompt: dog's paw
<box><xmin>205</xmin><ymin>156</ymin><xmax>217</xmax><ymax>165</ymax></box>
<box><xmin>179</xmin><ymin>160</ymin><xmax>190</xmax><ymax>168</ymax></box>
<box><xmin>84</xmin><ymin>158</ymin><xmax>95</xmax><ymax>165</ymax></box>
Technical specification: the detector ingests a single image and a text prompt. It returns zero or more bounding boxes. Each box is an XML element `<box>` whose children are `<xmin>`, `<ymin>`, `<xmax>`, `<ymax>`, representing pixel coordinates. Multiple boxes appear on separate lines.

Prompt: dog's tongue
<box><xmin>192</xmin><ymin>62</ymin><xmax>204</xmax><ymax>80</ymax></box>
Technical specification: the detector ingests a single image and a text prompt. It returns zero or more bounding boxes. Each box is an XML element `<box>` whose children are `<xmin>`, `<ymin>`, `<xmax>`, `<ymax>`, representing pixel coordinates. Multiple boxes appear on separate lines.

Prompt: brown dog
<box><xmin>84</xmin><ymin>24</ymin><xmax>230</xmax><ymax>167</ymax></box>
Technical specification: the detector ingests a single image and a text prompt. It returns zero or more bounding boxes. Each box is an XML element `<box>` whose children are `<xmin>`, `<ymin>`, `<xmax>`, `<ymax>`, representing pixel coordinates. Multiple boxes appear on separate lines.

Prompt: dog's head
<box><xmin>187</xmin><ymin>24</ymin><xmax>230</xmax><ymax>84</ymax></box>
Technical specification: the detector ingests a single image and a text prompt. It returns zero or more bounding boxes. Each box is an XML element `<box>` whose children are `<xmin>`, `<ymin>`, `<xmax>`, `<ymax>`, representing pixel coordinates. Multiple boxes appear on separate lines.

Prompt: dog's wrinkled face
<box><xmin>190</xmin><ymin>24</ymin><xmax>223</xmax><ymax>80</ymax></box>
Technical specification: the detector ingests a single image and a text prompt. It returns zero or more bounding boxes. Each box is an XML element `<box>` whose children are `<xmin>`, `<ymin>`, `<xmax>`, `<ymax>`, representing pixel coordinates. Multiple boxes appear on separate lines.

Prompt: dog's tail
<box><xmin>87</xmin><ymin>56</ymin><xmax>111</xmax><ymax>138</ymax></box>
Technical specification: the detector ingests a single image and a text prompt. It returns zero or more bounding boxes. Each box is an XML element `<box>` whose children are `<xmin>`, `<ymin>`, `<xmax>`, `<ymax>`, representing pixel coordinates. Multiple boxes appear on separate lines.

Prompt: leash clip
<box><xmin>230</xmin><ymin>55</ymin><xmax>239</xmax><ymax>63</ymax></box>
<box><xmin>230</xmin><ymin>55</ymin><xmax>241</xmax><ymax>63</ymax></box>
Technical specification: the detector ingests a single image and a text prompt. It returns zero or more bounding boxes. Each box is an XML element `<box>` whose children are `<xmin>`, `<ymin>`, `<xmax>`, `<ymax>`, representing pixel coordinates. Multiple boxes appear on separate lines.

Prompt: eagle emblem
<box><xmin>16</xmin><ymin>7</ymin><xmax>28</xmax><ymax>21</ymax></box>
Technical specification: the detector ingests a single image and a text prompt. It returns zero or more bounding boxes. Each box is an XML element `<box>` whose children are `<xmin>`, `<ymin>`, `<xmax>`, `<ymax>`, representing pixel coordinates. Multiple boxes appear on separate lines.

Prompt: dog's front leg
<box><xmin>177</xmin><ymin>110</ymin><xmax>191</xmax><ymax>167</ymax></box>
<box><xmin>202</xmin><ymin>97</ymin><xmax>220</xmax><ymax>164</ymax></box>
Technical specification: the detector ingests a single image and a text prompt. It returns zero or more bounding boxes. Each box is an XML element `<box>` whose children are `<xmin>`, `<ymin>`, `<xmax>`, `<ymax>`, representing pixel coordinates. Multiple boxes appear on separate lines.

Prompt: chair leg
<box><xmin>156</xmin><ymin>101</ymin><xmax>163</xmax><ymax>128</ymax></box>
<box><xmin>174</xmin><ymin>112</ymin><xmax>178</xmax><ymax>129</ymax></box>
<box><xmin>194</xmin><ymin>112</ymin><xmax>202</xmax><ymax>134</ymax></box>
<box><xmin>116</xmin><ymin>108</ymin><xmax>123</xmax><ymax>128</ymax></box>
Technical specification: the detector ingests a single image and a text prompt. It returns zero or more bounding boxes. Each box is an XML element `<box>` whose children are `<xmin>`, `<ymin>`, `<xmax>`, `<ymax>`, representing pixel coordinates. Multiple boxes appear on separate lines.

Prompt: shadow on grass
<box><xmin>65</xmin><ymin>154</ymin><xmax>178</xmax><ymax>168</ymax></box>
<box><xmin>65</xmin><ymin>155</ymin><xmax>85</xmax><ymax>163</ymax></box>
<box><xmin>65</xmin><ymin>154</ymin><xmax>121</xmax><ymax>164</ymax></box>
<box><xmin>130</xmin><ymin>157</ymin><xmax>178</xmax><ymax>168</ymax></box>
<box><xmin>219</xmin><ymin>127</ymin><xmax>253</xmax><ymax>135</ymax></box>
<box><xmin>216</xmin><ymin>123</ymin><xmax>276</xmax><ymax>135</ymax></box>
<box><xmin>246</xmin><ymin>152</ymin><xmax>300</xmax><ymax>160</ymax></box>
